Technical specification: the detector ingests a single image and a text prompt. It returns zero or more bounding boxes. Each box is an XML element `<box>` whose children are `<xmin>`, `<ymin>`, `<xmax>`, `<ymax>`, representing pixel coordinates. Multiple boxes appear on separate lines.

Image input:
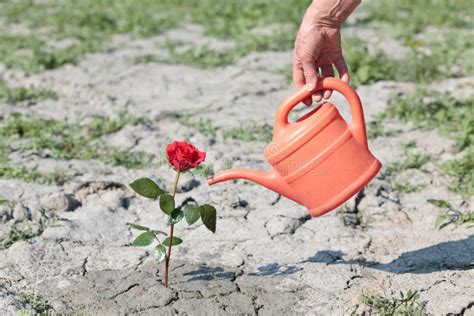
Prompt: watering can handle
<box><xmin>275</xmin><ymin>77</ymin><xmax>368</xmax><ymax>148</ymax></box>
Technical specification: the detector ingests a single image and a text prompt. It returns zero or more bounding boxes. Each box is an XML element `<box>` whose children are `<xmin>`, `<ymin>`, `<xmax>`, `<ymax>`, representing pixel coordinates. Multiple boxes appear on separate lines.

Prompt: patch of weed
<box><xmin>0</xmin><ymin>113</ymin><xmax>153</xmax><ymax>169</ymax></box>
<box><xmin>386</xmin><ymin>153</ymin><xmax>430</xmax><ymax>176</ymax></box>
<box><xmin>383</xmin><ymin>89</ymin><xmax>474</xmax><ymax>151</ymax></box>
<box><xmin>99</xmin><ymin>148</ymin><xmax>153</xmax><ymax>169</ymax></box>
<box><xmin>428</xmin><ymin>198</ymin><xmax>474</xmax><ymax>229</ymax></box>
<box><xmin>0</xmin><ymin>80</ymin><xmax>57</xmax><ymax>104</ymax></box>
<box><xmin>366</xmin><ymin>121</ymin><xmax>397</xmax><ymax>139</ymax></box>
<box><xmin>222</xmin><ymin>125</ymin><xmax>273</xmax><ymax>142</ymax></box>
<box><xmin>174</xmin><ymin>113</ymin><xmax>272</xmax><ymax>142</ymax></box>
<box><xmin>162</xmin><ymin>43</ymin><xmax>237</xmax><ymax>69</ymax></box>
<box><xmin>0</xmin><ymin>222</ymin><xmax>35</xmax><ymax>250</ymax></box>
<box><xmin>442</xmin><ymin>151</ymin><xmax>474</xmax><ymax>197</ymax></box>
<box><xmin>18</xmin><ymin>293</ymin><xmax>56</xmax><ymax>316</ymax></box>
<box><xmin>384</xmin><ymin>143</ymin><xmax>429</xmax><ymax>194</ymax></box>
<box><xmin>0</xmin><ymin>165</ymin><xmax>70</xmax><ymax>185</ymax></box>
<box><xmin>342</xmin><ymin>36</ymin><xmax>396</xmax><ymax>86</ymax></box>
<box><xmin>175</xmin><ymin>114</ymin><xmax>217</xmax><ymax>137</ymax></box>
<box><xmin>1</xmin><ymin>0</ymin><xmax>473</xmax><ymax>85</ymax></box>
<box><xmin>363</xmin><ymin>0</ymin><xmax>474</xmax><ymax>38</ymax></box>
<box><xmin>87</xmin><ymin>112</ymin><xmax>146</xmax><ymax>138</ymax></box>
<box><xmin>396</xmin><ymin>35</ymin><xmax>474</xmax><ymax>82</ymax></box>
<box><xmin>132</xmin><ymin>54</ymin><xmax>160</xmax><ymax>64</ymax></box>
<box><xmin>0</xmin><ymin>0</ymin><xmax>305</xmax><ymax>71</ymax></box>
<box><xmin>0</xmin><ymin>34</ymin><xmax>101</xmax><ymax>73</ymax></box>
<box><xmin>392</xmin><ymin>181</ymin><xmax>419</xmax><ymax>194</ymax></box>
<box><xmin>352</xmin><ymin>289</ymin><xmax>426</xmax><ymax>315</ymax></box>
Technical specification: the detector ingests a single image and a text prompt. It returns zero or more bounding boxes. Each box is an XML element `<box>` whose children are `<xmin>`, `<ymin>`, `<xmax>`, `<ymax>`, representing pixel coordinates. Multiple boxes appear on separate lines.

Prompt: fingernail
<box><xmin>313</xmin><ymin>95</ymin><xmax>322</xmax><ymax>103</ymax></box>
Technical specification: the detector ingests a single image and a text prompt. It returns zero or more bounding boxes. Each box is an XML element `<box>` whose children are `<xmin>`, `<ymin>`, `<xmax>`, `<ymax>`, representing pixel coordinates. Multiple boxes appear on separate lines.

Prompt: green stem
<box><xmin>164</xmin><ymin>170</ymin><xmax>180</xmax><ymax>288</ymax></box>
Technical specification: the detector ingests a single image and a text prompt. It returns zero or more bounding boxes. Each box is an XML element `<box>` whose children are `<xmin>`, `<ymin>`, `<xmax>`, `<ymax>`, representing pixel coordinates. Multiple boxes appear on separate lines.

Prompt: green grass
<box><xmin>0</xmin><ymin>165</ymin><xmax>70</xmax><ymax>185</ymax></box>
<box><xmin>363</xmin><ymin>0</ymin><xmax>474</xmax><ymax>39</ymax></box>
<box><xmin>87</xmin><ymin>112</ymin><xmax>146</xmax><ymax>138</ymax></box>
<box><xmin>397</xmin><ymin>35</ymin><xmax>474</xmax><ymax>82</ymax></box>
<box><xmin>386</xmin><ymin>153</ymin><xmax>430</xmax><ymax>175</ymax></box>
<box><xmin>385</xmin><ymin>147</ymin><xmax>429</xmax><ymax>194</ymax></box>
<box><xmin>0</xmin><ymin>113</ymin><xmax>153</xmax><ymax>170</ymax></box>
<box><xmin>0</xmin><ymin>222</ymin><xmax>35</xmax><ymax>250</ymax></box>
<box><xmin>175</xmin><ymin>114</ymin><xmax>217</xmax><ymax>137</ymax></box>
<box><xmin>0</xmin><ymin>34</ymin><xmax>102</xmax><ymax>73</ymax></box>
<box><xmin>392</xmin><ymin>181</ymin><xmax>420</xmax><ymax>194</ymax></box>
<box><xmin>0</xmin><ymin>0</ymin><xmax>306</xmax><ymax>72</ymax></box>
<box><xmin>366</xmin><ymin>121</ymin><xmax>397</xmax><ymax>139</ymax></box>
<box><xmin>158</xmin><ymin>41</ymin><xmax>238</xmax><ymax>69</ymax></box>
<box><xmin>222</xmin><ymin>125</ymin><xmax>273</xmax><ymax>142</ymax></box>
<box><xmin>428</xmin><ymin>199</ymin><xmax>474</xmax><ymax>229</ymax></box>
<box><xmin>442</xmin><ymin>151</ymin><xmax>474</xmax><ymax>197</ymax></box>
<box><xmin>172</xmin><ymin>113</ymin><xmax>272</xmax><ymax>142</ymax></box>
<box><xmin>384</xmin><ymin>90</ymin><xmax>474</xmax><ymax>151</ymax></box>
<box><xmin>1</xmin><ymin>0</ymin><xmax>473</xmax><ymax>88</ymax></box>
<box><xmin>344</xmin><ymin>34</ymin><xmax>474</xmax><ymax>86</ymax></box>
<box><xmin>0</xmin><ymin>80</ymin><xmax>57</xmax><ymax>104</ymax></box>
<box><xmin>135</xmin><ymin>26</ymin><xmax>295</xmax><ymax>69</ymax></box>
<box><xmin>342</xmin><ymin>36</ymin><xmax>396</xmax><ymax>86</ymax></box>
<box><xmin>384</xmin><ymin>90</ymin><xmax>473</xmax><ymax>197</ymax></box>
<box><xmin>352</xmin><ymin>290</ymin><xmax>426</xmax><ymax>315</ymax></box>
<box><xmin>18</xmin><ymin>293</ymin><xmax>56</xmax><ymax>316</ymax></box>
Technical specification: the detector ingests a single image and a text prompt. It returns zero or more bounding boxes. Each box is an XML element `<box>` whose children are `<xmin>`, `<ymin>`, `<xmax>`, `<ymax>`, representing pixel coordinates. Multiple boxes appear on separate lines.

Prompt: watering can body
<box><xmin>208</xmin><ymin>77</ymin><xmax>381</xmax><ymax>217</ymax></box>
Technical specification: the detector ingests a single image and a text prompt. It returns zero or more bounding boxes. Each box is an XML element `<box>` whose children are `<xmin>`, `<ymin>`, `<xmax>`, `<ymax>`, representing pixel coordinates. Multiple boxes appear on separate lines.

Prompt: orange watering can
<box><xmin>208</xmin><ymin>77</ymin><xmax>381</xmax><ymax>217</ymax></box>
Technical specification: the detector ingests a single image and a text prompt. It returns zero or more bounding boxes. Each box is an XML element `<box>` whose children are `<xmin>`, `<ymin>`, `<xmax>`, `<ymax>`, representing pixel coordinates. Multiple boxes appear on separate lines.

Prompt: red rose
<box><xmin>166</xmin><ymin>141</ymin><xmax>206</xmax><ymax>172</ymax></box>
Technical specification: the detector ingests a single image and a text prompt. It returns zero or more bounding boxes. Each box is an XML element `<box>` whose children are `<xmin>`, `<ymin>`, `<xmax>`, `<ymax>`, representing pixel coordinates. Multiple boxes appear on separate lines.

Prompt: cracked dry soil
<box><xmin>0</xmin><ymin>18</ymin><xmax>473</xmax><ymax>316</ymax></box>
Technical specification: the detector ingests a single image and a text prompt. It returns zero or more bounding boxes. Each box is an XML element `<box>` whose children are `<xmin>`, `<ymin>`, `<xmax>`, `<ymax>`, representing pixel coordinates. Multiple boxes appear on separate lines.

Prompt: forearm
<box><xmin>311</xmin><ymin>0</ymin><xmax>361</xmax><ymax>27</ymax></box>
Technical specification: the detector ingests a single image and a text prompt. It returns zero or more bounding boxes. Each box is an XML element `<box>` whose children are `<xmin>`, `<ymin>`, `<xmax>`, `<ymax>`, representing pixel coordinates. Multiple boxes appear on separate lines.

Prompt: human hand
<box><xmin>293</xmin><ymin>0</ymin><xmax>359</xmax><ymax>105</ymax></box>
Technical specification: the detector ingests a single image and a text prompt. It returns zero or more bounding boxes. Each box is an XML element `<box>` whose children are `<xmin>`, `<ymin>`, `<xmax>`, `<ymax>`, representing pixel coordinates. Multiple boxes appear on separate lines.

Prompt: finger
<box><xmin>334</xmin><ymin>57</ymin><xmax>350</xmax><ymax>83</ymax></box>
<box><xmin>302</xmin><ymin>59</ymin><xmax>320</xmax><ymax>104</ymax></box>
<box><xmin>321</xmin><ymin>65</ymin><xmax>335</xmax><ymax>99</ymax></box>
<box><xmin>303</xmin><ymin>96</ymin><xmax>313</xmax><ymax>106</ymax></box>
<box><xmin>292</xmin><ymin>51</ymin><xmax>304</xmax><ymax>87</ymax></box>
<box><xmin>301</xmin><ymin>57</ymin><xmax>318</xmax><ymax>92</ymax></box>
<box><xmin>301</xmin><ymin>58</ymin><xmax>318</xmax><ymax>106</ymax></box>
<box><xmin>293</xmin><ymin>53</ymin><xmax>312</xmax><ymax>105</ymax></box>
<box><xmin>311</xmin><ymin>68</ymin><xmax>322</xmax><ymax>103</ymax></box>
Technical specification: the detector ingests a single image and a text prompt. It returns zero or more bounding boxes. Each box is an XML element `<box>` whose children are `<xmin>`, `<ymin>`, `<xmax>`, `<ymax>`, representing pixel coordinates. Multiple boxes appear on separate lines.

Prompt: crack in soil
<box><xmin>109</xmin><ymin>283</ymin><xmax>140</xmax><ymax>300</ymax></box>
<box><xmin>81</xmin><ymin>256</ymin><xmax>88</xmax><ymax>276</ymax></box>
<box><xmin>457</xmin><ymin>301</ymin><xmax>474</xmax><ymax>316</ymax></box>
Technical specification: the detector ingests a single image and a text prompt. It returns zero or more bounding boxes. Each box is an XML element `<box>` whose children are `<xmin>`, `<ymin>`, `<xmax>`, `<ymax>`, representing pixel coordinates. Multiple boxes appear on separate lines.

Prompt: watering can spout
<box><xmin>208</xmin><ymin>168</ymin><xmax>291</xmax><ymax>197</ymax></box>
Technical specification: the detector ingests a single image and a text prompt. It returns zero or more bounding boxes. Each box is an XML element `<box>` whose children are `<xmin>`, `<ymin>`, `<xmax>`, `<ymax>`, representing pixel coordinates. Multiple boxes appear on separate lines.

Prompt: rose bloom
<box><xmin>166</xmin><ymin>141</ymin><xmax>206</xmax><ymax>172</ymax></box>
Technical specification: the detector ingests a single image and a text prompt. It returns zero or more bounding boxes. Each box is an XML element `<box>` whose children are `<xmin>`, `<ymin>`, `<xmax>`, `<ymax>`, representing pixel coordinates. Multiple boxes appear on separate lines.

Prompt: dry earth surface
<box><xmin>0</xmin><ymin>2</ymin><xmax>473</xmax><ymax>315</ymax></box>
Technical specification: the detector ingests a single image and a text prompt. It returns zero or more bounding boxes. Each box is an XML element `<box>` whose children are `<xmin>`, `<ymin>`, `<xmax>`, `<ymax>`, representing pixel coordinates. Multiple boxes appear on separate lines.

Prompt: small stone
<box><xmin>341</xmin><ymin>213</ymin><xmax>361</xmax><ymax>228</ymax></box>
<box><xmin>41</xmin><ymin>193</ymin><xmax>81</xmax><ymax>213</ymax></box>
<box><xmin>0</xmin><ymin>204</ymin><xmax>13</xmax><ymax>223</ymax></box>
<box><xmin>12</xmin><ymin>204</ymin><xmax>30</xmax><ymax>221</ymax></box>
<box><xmin>231</xmin><ymin>198</ymin><xmax>249</xmax><ymax>209</ymax></box>
<box><xmin>28</xmin><ymin>204</ymin><xmax>44</xmax><ymax>222</ymax></box>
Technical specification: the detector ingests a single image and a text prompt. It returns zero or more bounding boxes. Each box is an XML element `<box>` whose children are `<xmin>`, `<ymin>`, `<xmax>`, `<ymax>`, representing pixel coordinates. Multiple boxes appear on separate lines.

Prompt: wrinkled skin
<box><xmin>293</xmin><ymin>2</ymin><xmax>350</xmax><ymax>105</ymax></box>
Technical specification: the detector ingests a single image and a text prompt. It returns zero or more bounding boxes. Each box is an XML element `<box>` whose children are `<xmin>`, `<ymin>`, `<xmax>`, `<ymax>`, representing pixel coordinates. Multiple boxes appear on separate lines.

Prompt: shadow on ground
<box><xmin>305</xmin><ymin>235</ymin><xmax>474</xmax><ymax>274</ymax></box>
<box><xmin>183</xmin><ymin>266</ymin><xmax>236</xmax><ymax>281</ymax></box>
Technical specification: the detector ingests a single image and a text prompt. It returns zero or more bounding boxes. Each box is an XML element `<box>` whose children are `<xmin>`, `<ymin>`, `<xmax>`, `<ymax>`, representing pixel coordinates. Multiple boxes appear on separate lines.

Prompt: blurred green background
<box><xmin>0</xmin><ymin>0</ymin><xmax>472</xmax><ymax>196</ymax></box>
<box><xmin>0</xmin><ymin>0</ymin><xmax>473</xmax><ymax>82</ymax></box>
